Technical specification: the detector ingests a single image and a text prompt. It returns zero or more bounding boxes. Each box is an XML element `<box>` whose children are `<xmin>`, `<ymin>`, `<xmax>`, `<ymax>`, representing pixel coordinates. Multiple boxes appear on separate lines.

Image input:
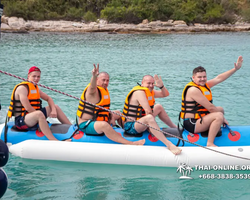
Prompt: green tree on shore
<box><xmin>1</xmin><ymin>0</ymin><xmax>250</xmax><ymax>23</ymax></box>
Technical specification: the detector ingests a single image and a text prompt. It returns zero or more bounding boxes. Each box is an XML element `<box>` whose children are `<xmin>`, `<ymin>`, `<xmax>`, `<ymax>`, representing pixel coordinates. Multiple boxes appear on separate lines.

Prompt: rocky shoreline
<box><xmin>1</xmin><ymin>16</ymin><xmax>250</xmax><ymax>34</ymax></box>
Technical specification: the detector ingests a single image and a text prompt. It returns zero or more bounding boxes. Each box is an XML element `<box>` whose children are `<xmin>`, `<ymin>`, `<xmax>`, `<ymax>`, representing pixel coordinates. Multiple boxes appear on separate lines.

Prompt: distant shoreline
<box><xmin>1</xmin><ymin>16</ymin><xmax>250</xmax><ymax>34</ymax></box>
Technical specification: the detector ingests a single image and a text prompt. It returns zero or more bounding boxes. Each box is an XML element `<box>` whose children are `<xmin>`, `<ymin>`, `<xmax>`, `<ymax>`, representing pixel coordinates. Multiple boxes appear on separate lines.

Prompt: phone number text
<box><xmin>199</xmin><ymin>174</ymin><xmax>250</xmax><ymax>179</ymax></box>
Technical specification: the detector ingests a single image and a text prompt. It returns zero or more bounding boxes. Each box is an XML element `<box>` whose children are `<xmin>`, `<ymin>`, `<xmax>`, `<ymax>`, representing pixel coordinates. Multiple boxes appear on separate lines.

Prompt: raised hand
<box><xmin>234</xmin><ymin>56</ymin><xmax>243</xmax><ymax>70</ymax></box>
<box><xmin>154</xmin><ymin>74</ymin><xmax>164</xmax><ymax>88</ymax></box>
<box><xmin>92</xmin><ymin>63</ymin><xmax>99</xmax><ymax>77</ymax></box>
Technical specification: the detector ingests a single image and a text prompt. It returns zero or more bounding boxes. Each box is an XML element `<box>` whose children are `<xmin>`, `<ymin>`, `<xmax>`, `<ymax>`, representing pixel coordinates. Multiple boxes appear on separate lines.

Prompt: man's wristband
<box><xmin>159</xmin><ymin>85</ymin><xmax>164</xmax><ymax>89</ymax></box>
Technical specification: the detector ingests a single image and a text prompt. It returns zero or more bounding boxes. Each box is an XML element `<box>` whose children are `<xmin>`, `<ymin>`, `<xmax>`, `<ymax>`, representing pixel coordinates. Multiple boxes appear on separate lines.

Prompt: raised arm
<box><xmin>153</xmin><ymin>75</ymin><xmax>170</xmax><ymax>98</ymax></box>
<box><xmin>207</xmin><ymin>56</ymin><xmax>243</xmax><ymax>88</ymax></box>
<box><xmin>87</xmin><ymin>64</ymin><xmax>99</xmax><ymax>96</ymax></box>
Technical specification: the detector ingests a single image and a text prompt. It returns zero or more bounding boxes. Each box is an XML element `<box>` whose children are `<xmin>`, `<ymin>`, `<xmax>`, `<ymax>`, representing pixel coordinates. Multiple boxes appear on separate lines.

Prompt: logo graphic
<box><xmin>177</xmin><ymin>163</ymin><xmax>193</xmax><ymax>179</ymax></box>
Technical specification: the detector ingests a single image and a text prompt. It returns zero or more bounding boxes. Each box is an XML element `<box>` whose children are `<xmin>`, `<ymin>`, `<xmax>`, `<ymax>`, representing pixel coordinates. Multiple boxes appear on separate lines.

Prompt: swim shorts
<box><xmin>183</xmin><ymin>118</ymin><xmax>198</xmax><ymax>133</ymax></box>
<box><xmin>15</xmin><ymin>107</ymin><xmax>47</xmax><ymax>130</ymax></box>
<box><xmin>124</xmin><ymin>121</ymin><xmax>140</xmax><ymax>135</ymax></box>
<box><xmin>79</xmin><ymin>120</ymin><xmax>99</xmax><ymax>135</ymax></box>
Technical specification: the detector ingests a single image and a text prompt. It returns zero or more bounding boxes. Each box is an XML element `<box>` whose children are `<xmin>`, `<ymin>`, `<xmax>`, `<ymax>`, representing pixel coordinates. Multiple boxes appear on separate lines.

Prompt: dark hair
<box><xmin>193</xmin><ymin>66</ymin><xmax>206</xmax><ymax>75</ymax></box>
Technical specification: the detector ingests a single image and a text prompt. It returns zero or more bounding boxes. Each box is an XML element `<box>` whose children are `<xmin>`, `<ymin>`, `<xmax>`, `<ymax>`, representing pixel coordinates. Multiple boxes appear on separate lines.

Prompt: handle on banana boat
<box><xmin>224</xmin><ymin>124</ymin><xmax>236</xmax><ymax>136</ymax></box>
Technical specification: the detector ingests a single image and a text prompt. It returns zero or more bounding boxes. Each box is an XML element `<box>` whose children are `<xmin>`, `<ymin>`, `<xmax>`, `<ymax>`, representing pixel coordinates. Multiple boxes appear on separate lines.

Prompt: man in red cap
<box><xmin>28</xmin><ymin>66</ymin><xmax>41</xmax><ymax>74</ymax></box>
<box><xmin>8</xmin><ymin>66</ymin><xmax>72</xmax><ymax>141</ymax></box>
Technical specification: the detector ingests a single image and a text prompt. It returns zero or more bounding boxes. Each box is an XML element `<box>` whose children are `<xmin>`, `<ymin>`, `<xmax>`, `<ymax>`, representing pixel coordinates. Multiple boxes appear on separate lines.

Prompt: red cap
<box><xmin>28</xmin><ymin>66</ymin><xmax>41</xmax><ymax>74</ymax></box>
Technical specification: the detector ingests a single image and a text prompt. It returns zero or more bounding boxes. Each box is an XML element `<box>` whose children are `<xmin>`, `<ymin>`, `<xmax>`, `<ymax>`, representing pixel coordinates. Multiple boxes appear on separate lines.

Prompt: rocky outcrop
<box><xmin>1</xmin><ymin>16</ymin><xmax>250</xmax><ymax>33</ymax></box>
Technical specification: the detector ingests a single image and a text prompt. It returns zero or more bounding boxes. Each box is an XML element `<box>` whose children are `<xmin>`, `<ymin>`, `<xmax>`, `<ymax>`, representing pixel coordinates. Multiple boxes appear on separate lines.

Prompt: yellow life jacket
<box><xmin>77</xmin><ymin>84</ymin><xmax>110</xmax><ymax>122</ymax></box>
<box><xmin>180</xmin><ymin>81</ymin><xmax>213</xmax><ymax>119</ymax></box>
<box><xmin>8</xmin><ymin>82</ymin><xmax>41</xmax><ymax>117</ymax></box>
<box><xmin>122</xmin><ymin>85</ymin><xmax>155</xmax><ymax>121</ymax></box>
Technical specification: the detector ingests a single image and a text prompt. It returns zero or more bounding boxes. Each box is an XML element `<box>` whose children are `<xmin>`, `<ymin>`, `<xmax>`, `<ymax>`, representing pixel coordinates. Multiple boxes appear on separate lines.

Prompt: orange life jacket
<box><xmin>77</xmin><ymin>84</ymin><xmax>110</xmax><ymax>122</ymax></box>
<box><xmin>8</xmin><ymin>82</ymin><xmax>41</xmax><ymax>117</ymax></box>
<box><xmin>180</xmin><ymin>81</ymin><xmax>213</xmax><ymax>119</ymax></box>
<box><xmin>122</xmin><ymin>85</ymin><xmax>155</xmax><ymax>121</ymax></box>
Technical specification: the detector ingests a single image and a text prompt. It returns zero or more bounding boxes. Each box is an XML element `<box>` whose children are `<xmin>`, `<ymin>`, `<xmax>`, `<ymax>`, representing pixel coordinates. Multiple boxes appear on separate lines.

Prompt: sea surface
<box><xmin>0</xmin><ymin>31</ymin><xmax>250</xmax><ymax>199</ymax></box>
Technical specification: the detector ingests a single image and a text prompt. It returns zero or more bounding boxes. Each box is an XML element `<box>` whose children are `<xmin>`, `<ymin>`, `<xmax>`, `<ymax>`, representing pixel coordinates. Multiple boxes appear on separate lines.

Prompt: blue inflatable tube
<box><xmin>1</xmin><ymin>121</ymin><xmax>249</xmax><ymax>147</ymax></box>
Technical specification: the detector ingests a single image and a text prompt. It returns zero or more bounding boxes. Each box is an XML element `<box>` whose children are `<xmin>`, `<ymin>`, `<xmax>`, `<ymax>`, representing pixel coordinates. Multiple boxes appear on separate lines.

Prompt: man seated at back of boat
<box><xmin>8</xmin><ymin>66</ymin><xmax>72</xmax><ymax>141</ymax></box>
<box><xmin>76</xmin><ymin>64</ymin><xmax>145</xmax><ymax>145</ymax></box>
<box><xmin>121</xmin><ymin>75</ymin><xmax>182</xmax><ymax>155</ymax></box>
<box><xmin>179</xmin><ymin>56</ymin><xmax>243</xmax><ymax>147</ymax></box>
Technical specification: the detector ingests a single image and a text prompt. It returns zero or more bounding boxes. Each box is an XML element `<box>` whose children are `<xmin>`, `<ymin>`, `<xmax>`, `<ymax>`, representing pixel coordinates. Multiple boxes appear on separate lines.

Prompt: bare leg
<box><xmin>207</xmin><ymin>118</ymin><xmax>223</xmax><ymax>147</ymax></box>
<box><xmin>94</xmin><ymin>121</ymin><xmax>145</xmax><ymax>145</ymax></box>
<box><xmin>46</xmin><ymin>105</ymin><xmax>71</xmax><ymax>124</ymax></box>
<box><xmin>134</xmin><ymin>115</ymin><xmax>182</xmax><ymax>155</ymax></box>
<box><xmin>195</xmin><ymin>112</ymin><xmax>224</xmax><ymax>147</ymax></box>
<box><xmin>112</xmin><ymin>110</ymin><xmax>121</xmax><ymax>121</ymax></box>
<box><xmin>110</xmin><ymin>110</ymin><xmax>122</xmax><ymax>126</ymax></box>
<box><xmin>153</xmin><ymin>104</ymin><xmax>177</xmax><ymax>128</ymax></box>
<box><xmin>25</xmin><ymin>111</ymin><xmax>71</xmax><ymax>141</ymax></box>
<box><xmin>55</xmin><ymin>105</ymin><xmax>71</xmax><ymax>124</ymax></box>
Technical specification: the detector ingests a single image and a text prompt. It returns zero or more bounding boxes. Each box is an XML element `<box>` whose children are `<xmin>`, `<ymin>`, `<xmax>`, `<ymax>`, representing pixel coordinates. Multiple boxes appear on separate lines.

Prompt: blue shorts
<box><xmin>15</xmin><ymin>107</ymin><xmax>47</xmax><ymax>131</ymax></box>
<box><xmin>124</xmin><ymin>121</ymin><xmax>140</xmax><ymax>135</ymax></box>
<box><xmin>183</xmin><ymin>118</ymin><xmax>198</xmax><ymax>133</ymax></box>
<box><xmin>79</xmin><ymin>120</ymin><xmax>99</xmax><ymax>135</ymax></box>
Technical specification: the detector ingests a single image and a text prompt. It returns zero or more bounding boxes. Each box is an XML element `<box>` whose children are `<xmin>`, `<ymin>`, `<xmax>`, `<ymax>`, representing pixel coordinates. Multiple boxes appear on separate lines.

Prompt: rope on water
<box><xmin>1</xmin><ymin>69</ymin><xmax>250</xmax><ymax>161</ymax></box>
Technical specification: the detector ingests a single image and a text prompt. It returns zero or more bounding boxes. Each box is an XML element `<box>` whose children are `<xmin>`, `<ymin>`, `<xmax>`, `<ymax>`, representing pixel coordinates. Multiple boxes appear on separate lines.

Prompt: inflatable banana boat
<box><xmin>1</xmin><ymin>121</ymin><xmax>250</xmax><ymax>167</ymax></box>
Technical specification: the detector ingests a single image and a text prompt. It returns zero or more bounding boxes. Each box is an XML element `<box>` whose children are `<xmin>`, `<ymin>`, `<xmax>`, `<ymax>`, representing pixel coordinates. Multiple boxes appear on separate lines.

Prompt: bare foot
<box><xmin>168</xmin><ymin>143</ymin><xmax>182</xmax><ymax>155</ymax></box>
<box><xmin>132</xmin><ymin>139</ymin><xmax>145</xmax><ymax>145</ymax></box>
<box><xmin>207</xmin><ymin>144</ymin><xmax>218</xmax><ymax>147</ymax></box>
<box><xmin>63</xmin><ymin>138</ymin><xmax>72</xmax><ymax>142</ymax></box>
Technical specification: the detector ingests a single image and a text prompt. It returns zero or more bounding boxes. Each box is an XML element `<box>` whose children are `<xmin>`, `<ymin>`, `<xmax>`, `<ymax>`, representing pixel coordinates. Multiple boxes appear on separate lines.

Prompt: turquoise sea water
<box><xmin>1</xmin><ymin>32</ymin><xmax>250</xmax><ymax>199</ymax></box>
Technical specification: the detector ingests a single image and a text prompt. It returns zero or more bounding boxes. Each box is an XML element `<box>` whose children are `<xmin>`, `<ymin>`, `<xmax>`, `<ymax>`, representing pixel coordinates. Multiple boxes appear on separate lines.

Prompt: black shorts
<box><xmin>183</xmin><ymin>118</ymin><xmax>198</xmax><ymax>133</ymax></box>
<box><xmin>15</xmin><ymin>107</ymin><xmax>47</xmax><ymax>130</ymax></box>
